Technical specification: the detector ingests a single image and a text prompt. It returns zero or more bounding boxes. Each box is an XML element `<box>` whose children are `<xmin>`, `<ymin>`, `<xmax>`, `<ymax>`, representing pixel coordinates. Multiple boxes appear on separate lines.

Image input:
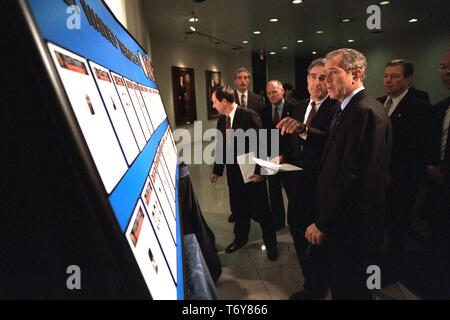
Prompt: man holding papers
<box><xmin>210</xmin><ymin>86</ymin><xmax>278</xmax><ymax>261</ymax></box>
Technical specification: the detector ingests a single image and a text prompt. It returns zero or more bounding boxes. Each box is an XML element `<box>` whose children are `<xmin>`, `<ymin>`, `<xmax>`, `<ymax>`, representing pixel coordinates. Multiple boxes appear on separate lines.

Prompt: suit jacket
<box><xmin>409</xmin><ymin>87</ymin><xmax>431</xmax><ymax>105</ymax></box>
<box><xmin>260</xmin><ymin>100</ymin><xmax>296</xmax><ymax>159</ymax></box>
<box><xmin>284</xmin><ymin>97</ymin><xmax>339</xmax><ymax>176</ymax></box>
<box><xmin>315</xmin><ymin>90</ymin><xmax>392</xmax><ymax>248</ymax></box>
<box><xmin>426</xmin><ymin>97</ymin><xmax>450</xmax><ymax>166</ymax></box>
<box><xmin>378</xmin><ymin>91</ymin><xmax>430</xmax><ymax>187</ymax></box>
<box><xmin>234</xmin><ymin>90</ymin><xmax>263</xmax><ymax>115</ymax></box>
<box><xmin>213</xmin><ymin>107</ymin><xmax>262</xmax><ymax>181</ymax></box>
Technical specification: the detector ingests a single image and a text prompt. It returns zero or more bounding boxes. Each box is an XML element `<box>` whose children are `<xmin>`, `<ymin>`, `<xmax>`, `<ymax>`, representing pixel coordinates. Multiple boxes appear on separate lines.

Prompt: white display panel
<box><xmin>89</xmin><ymin>62</ymin><xmax>140</xmax><ymax>166</ymax></box>
<box><xmin>124</xmin><ymin>78</ymin><xmax>153</xmax><ymax>140</ymax></box>
<box><xmin>125</xmin><ymin>200</ymin><xmax>177</xmax><ymax>300</ymax></box>
<box><xmin>140</xmin><ymin>86</ymin><xmax>167</xmax><ymax>129</ymax></box>
<box><xmin>110</xmin><ymin>72</ymin><xmax>147</xmax><ymax>150</ymax></box>
<box><xmin>140</xmin><ymin>176</ymin><xmax>177</xmax><ymax>281</ymax></box>
<box><xmin>48</xmin><ymin>42</ymin><xmax>128</xmax><ymax>193</ymax></box>
<box><xmin>150</xmin><ymin>161</ymin><xmax>176</xmax><ymax>222</ymax></box>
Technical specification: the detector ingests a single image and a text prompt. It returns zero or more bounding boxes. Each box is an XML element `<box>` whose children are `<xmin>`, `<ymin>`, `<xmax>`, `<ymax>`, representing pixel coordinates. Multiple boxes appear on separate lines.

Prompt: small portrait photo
<box><xmin>130</xmin><ymin>208</ymin><xmax>145</xmax><ymax>247</ymax></box>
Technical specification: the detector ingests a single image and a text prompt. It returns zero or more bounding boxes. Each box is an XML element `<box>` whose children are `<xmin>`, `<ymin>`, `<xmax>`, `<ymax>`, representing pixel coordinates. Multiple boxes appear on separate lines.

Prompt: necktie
<box><xmin>385</xmin><ymin>97</ymin><xmax>393</xmax><ymax>116</ymax></box>
<box><xmin>273</xmin><ymin>106</ymin><xmax>280</xmax><ymax>126</ymax></box>
<box><xmin>330</xmin><ymin>108</ymin><xmax>342</xmax><ymax>130</ymax></box>
<box><xmin>226</xmin><ymin>116</ymin><xmax>231</xmax><ymax>129</ymax></box>
<box><xmin>241</xmin><ymin>93</ymin><xmax>246</xmax><ymax>108</ymax></box>
<box><xmin>304</xmin><ymin>101</ymin><xmax>317</xmax><ymax>127</ymax></box>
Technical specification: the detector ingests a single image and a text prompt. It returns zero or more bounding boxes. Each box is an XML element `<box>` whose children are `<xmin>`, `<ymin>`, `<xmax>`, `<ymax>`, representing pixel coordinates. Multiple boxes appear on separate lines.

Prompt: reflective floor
<box><xmin>187</xmin><ymin>159</ymin><xmax>420</xmax><ymax>300</ymax></box>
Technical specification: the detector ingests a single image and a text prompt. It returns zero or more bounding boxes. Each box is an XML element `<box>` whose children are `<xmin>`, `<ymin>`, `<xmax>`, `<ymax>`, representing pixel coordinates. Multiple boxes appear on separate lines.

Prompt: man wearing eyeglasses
<box><xmin>425</xmin><ymin>48</ymin><xmax>450</xmax><ymax>299</ymax></box>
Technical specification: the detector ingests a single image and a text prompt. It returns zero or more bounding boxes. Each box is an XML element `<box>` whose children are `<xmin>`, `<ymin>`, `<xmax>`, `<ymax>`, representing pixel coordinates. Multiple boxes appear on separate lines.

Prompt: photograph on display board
<box><xmin>125</xmin><ymin>200</ymin><xmax>177</xmax><ymax>299</ymax></box>
<box><xmin>171</xmin><ymin>66</ymin><xmax>197</xmax><ymax>125</ymax></box>
<box><xmin>205</xmin><ymin>70</ymin><xmax>222</xmax><ymax>119</ymax></box>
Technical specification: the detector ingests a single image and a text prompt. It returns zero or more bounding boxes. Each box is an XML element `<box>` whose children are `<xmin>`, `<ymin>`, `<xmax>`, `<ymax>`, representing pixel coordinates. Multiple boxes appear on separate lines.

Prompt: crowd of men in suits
<box><xmin>209</xmin><ymin>48</ymin><xmax>450</xmax><ymax>299</ymax></box>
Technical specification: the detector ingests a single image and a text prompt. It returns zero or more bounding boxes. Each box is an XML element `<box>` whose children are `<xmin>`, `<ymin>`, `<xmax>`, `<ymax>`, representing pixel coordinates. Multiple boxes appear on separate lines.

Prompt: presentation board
<box><xmin>24</xmin><ymin>0</ymin><xmax>183</xmax><ymax>299</ymax></box>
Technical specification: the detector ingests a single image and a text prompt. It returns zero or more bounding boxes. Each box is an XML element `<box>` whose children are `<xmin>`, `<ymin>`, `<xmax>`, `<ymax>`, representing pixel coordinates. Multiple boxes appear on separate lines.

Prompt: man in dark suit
<box><xmin>226</xmin><ymin>67</ymin><xmax>264</xmax><ymax>223</ymax></box>
<box><xmin>377</xmin><ymin>59</ymin><xmax>429</xmax><ymax>286</ymax></box>
<box><xmin>277</xmin><ymin>58</ymin><xmax>339</xmax><ymax>299</ymax></box>
<box><xmin>424</xmin><ymin>48</ymin><xmax>450</xmax><ymax>298</ymax></box>
<box><xmin>210</xmin><ymin>85</ymin><xmax>278</xmax><ymax>261</ymax></box>
<box><xmin>260</xmin><ymin>80</ymin><xmax>295</xmax><ymax>230</ymax></box>
<box><xmin>280</xmin><ymin>48</ymin><xmax>392</xmax><ymax>299</ymax></box>
<box><xmin>234</xmin><ymin>67</ymin><xmax>264</xmax><ymax>114</ymax></box>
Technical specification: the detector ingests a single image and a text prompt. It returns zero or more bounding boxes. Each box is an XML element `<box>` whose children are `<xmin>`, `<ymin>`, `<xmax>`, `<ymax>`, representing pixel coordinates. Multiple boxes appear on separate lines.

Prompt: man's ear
<box><xmin>352</xmin><ymin>68</ymin><xmax>363</xmax><ymax>83</ymax></box>
<box><xmin>406</xmin><ymin>75</ymin><xmax>413</xmax><ymax>86</ymax></box>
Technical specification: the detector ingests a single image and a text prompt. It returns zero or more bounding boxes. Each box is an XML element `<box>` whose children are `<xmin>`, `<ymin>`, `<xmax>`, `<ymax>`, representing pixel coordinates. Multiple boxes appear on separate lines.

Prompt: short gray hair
<box><xmin>326</xmin><ymin>48</ymin><xmax>367</xmax><ymax>80</ymax></box>
<box><xmin>307</xmin><ymin>58</ymin><xmax>326</xmax><ymax>74</ymax></box>
<box><xmin>234</xmin><ymin>67</ymin><xmax>251</xmax><ymax>79</ymax></box>
<box><xmin>266</xmin><ymin>80</ymin><xmax>283</xmax><ymax>88</ymax></box>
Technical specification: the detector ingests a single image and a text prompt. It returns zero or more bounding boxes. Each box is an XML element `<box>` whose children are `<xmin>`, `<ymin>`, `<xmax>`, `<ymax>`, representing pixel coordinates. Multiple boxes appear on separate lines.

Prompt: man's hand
<box><xmin>276</xmin><ymin>117</ymin><xmax>306</xmax><ymax>135</ymax></box>
<box><xmin>210</xmin><ymin>174</ymin><xmax>220</xmax><ymax>183</ymax></box>
<box><xmin>426</xmin><ymin>165</ymin><xmax>445</xmax><ymax>185</ymax></box>
<box><xmin>248</xmin><ymin>174</ymin><xmax>265</xmax><ymax>183</ymax></box>
<box><xmin>305</xmin><ymin>223</ymin><xmax>325</xmax><ymax>245</ymax></box>
<box><xmin>271</xmin><ymin>156</ymin><xmax>285</xmax><ymax>164</ymax></box>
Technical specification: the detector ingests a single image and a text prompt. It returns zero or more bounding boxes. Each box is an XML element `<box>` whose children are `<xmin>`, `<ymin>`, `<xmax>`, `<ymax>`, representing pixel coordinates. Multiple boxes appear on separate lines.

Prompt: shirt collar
<box><xmin>388</xmin><ymin>88</ymin><xmax>409</xmax><ymax>107</ymax></box>
<box><xmin>228</xmin><ymin>103</ymin><xmax>238</xmax><ymax>125</ymax></box>
<box><xmin>341</xmin><ymin>86</ymin><xmax>365</xmax><ymax>111</ymax></box>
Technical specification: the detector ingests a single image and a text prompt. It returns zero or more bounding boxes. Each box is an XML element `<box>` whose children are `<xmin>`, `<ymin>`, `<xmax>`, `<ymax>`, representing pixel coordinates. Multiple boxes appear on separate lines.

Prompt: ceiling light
<box><xmin>188</xmin><ymin>17</ymin><xmax>198</xmax><ymax>22</ymax></box>
<box><xmin>409</xmin><ymin>18</ymin><xmax>419</xmax><ymax>23</ymax></box>
<box><xmin>347</xmin><ymin>39</ymin><xmax>354</xmax><ymax>43</ymax></box>
<box><xmin>342</xmin><ymin>18</ymin><xmax>351</xmax><ymax>23</ymax></box>
<box><xmin>379</xmin><ymin>1</ymin><xmax>390</xmax><ymax>5</ymax></box>
<box><xmin>312</xmin><ymin>51</ymin><xmax>317</xmax><ymax>55</ymax></box>
<box><xmin>282</xmin><ymin>46</ymin><xmax>288</xmax><ymax>50</ymax></box>
<box><xmin>242</xmin><ymin>40</ymin><xmax>249</xmax><ymax>44</ymax></box>
<box><xmin>270</xmin><ymin>51</ymin><xmax>276</xmax><ymax>55</ymax></box>
<box><xmin>269</xmin><ymin>18</ymin><xmax>278</xmax><ymax>22</ymax></box>
<box><xmin>316</xmin><ymin>30</ymin><xmax>324</xmax><ymax>34</ymax></box>
<box><xmin>292</xmin><ymin>0</ymin><xmax>303</xmax><ymax>4</ymax></box>
<box><xmin>189</xmin><ymin>26</ymin><xmax>196</xmax><ymax>32</ymax></box>
<box><xmin>297</xmin><ymin>39</ymin><xmax>303</xmax><ymax>43</ymax></box>
<box><xmin>253</xmin><ymin>30</ymin><xmax>261</xmax><ymax>35</ymax></box>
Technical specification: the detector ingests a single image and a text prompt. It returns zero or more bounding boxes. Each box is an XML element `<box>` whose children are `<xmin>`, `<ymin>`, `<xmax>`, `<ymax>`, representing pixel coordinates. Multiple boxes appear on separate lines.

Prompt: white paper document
<box><xmin>237</xmin><ymin>152</ymin><xmax>256</xmax><ymax>183</ymax></box>
<box><xmin>252</xmin><ymin>157</ymin><xmax>303</xmax><ymax>174</ymax></box>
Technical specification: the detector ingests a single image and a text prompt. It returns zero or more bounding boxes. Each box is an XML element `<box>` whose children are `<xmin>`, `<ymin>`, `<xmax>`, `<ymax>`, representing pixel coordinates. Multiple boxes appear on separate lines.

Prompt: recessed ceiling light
<box><xmin>379</xmin><ymin>1</ymin><xmax>390</xmax><ymax>5</ymax></box>
<box><xmin>297</xmin><ymin>39</ymin><xmax>304</xmax><ymax>43</ymax></box>
<box><xmin>316</xmin><ymin>30</ymin><xmax>324</xmax><ymax>34</ymax></box>
<box><xmin>270</xmin><ymin>51</ymin><xmax>276</xmax><ymax>55</ymax></box>
<box><xmin>253</xmin><ymin>31</ymin><xmax>261</xmax><ymax>35</ymax></box>
<box><xmin>409</xmin><ymin>18</ymin><xmax>419</xmax><ymax>23</ymax></box>
<box><xmin>347</xmin><ymin>39</ymin><xmax>354</xmax><ymax>43</ymax></box>
<box><xmin>242</xmin><ymin>40</ymin><xmax>249</xmax><ymax>44</ymax></box>
<box><xmin>269</xmin><ymin>18</ymin><xmax>279</xmax><ymax>22</ymax></box>
<box><xmin>312</xmin><ymin>51</ymin><xmax>317</xmax><ymax>55</ymax></box>
<box><xmin>282</xmin><ymin>46</ymin><xmax>288</xmax><ymax>50</ymax></box>
<box><xmin>292</xmin><ymin>0</ymin><xmax>303</xmax><ymax>4</ymax></box>
<box><xmin>342</xmin><ymin>18</ymin><xmax>351</xmax><ymax>23</ymax></box>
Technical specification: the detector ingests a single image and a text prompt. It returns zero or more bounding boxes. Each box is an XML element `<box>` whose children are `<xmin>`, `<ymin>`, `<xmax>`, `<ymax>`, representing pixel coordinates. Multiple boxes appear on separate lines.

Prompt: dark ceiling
<box><xmin>143</xmin><ymin>0</ymin><xmax>449</xmax><ymax>58</ymax></box>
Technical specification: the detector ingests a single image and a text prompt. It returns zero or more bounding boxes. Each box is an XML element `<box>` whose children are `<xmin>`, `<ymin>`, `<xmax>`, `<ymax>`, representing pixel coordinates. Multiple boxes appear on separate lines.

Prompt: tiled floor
<box><xmin>187</xmin><ymin>159</ymin><xmax>420</xmax><ymax>300</ymax></box>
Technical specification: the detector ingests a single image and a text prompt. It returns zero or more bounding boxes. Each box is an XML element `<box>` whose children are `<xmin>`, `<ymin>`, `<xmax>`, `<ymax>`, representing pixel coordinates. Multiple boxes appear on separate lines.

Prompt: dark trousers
<box><xmin>285</xmin><ymin>171</ymin><xmax>330</xmax><ymax>298</ymax></box>
<box><xmin>329</xmin><ymin>237</ymin><xmax>379</xmax><ymax>300</ymax></box>
<box><xmin>227</xmin><ymin>166</ymin><xmax>277</xmax><ymax>250</ymax></box>
<box><xmin>427</xmin><ymin>183</ymin><xmax>450</xmax><ymax>299</ymax></box>
<box><xmin>383</xmin><ymin>181</ymin><xmax>417</xmax><ymax>282</ymax></box>
<box><xmin>268</xmin><ymin>174</ymin><xmax>286</xmax><ymax>228</ymax></box>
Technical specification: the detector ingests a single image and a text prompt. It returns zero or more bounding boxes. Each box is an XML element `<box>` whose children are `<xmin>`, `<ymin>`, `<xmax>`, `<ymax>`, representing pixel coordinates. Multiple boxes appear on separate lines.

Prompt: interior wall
<box><xmin>149</xmin><ymin>34</ymin><xmax>252</xmax><ymax>144</ymax></box>
<box><xmin>267</xmin><ymin>53</ymin><xmax>296</xmax><ymax>88</ymax></box>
